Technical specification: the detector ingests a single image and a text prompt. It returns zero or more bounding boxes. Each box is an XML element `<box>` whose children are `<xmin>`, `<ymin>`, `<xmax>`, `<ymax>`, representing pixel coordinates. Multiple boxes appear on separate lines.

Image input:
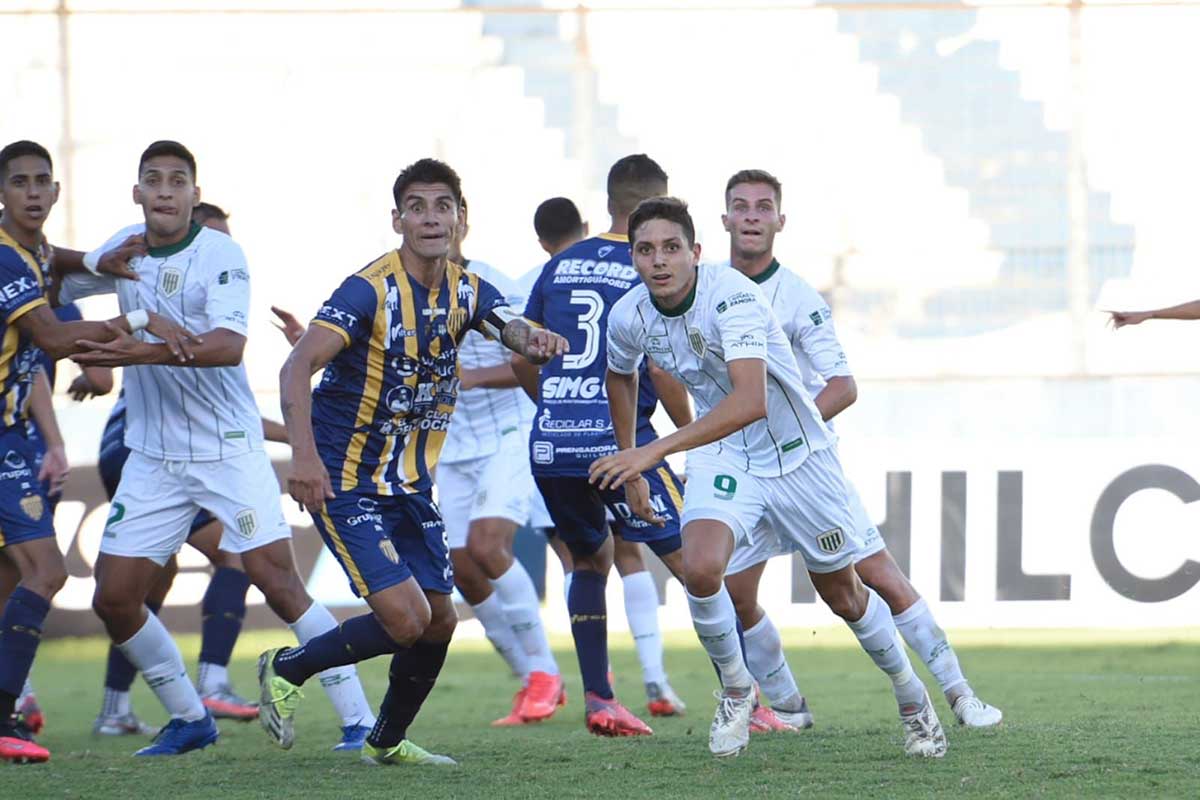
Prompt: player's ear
<box><xmin>391</xmin><ymin>208</ymin><xmax>403</xmax><ymax>235</ymax></box>
<box><xmin>50</xmin><ymin>181</ymin><xmax>61</xmax><ymax>206</ymax></box>
<box><xmin>193</xmin><ymin>184</ymin><xmax>201</xmax><ymax>206</ymax></box>
<box><xmin>692</xmin><ymin>241</ymin><xmax>702</xmax><ymax>263</ymax></box>
<box><xmin>777</xmin><ymin>211</ymin><xmax>786</xmax><ymax>231</ymax></box>
<box><xmin>132</xmin><ymin>184</ymin><xmax>142</xmax><ymax>205</ymax></box>
<box><xmin>721</xmin><ymin>212</ymin><xmax>731</xmax><ymax>232</ymax></box>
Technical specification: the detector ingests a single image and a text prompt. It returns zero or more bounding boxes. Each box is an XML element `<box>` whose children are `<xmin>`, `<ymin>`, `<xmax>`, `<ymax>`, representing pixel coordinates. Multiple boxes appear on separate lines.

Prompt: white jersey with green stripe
<box><xmin>607</xmin><ymin>262</ymin><xmax>834</xmax><ymax>478</ymax></box>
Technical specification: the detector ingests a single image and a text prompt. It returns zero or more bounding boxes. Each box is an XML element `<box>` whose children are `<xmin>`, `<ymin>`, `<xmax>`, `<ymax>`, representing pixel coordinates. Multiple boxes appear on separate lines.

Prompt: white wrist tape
<box><xmin>82</xmin><ymin>250</ymin><xmax>102</xmax><ymax>275</ymax></box>
<box><xmin>125</xmin><ymin>309</ymin><xmax>150</xmax><ymax>332</ymax></box>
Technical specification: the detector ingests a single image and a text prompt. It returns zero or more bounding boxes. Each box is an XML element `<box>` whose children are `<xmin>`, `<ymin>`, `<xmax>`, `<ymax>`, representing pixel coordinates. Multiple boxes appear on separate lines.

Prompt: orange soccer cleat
<box><xmin>584</xmin><ymin>692</ymin><xmax>653</xmax><ymax>737</ymax></box>
<box><xmin>749</xmin><ymin>704</ymin><xmax>798</xmax><ymax>734</ymax></box>
<box><xmin>517</xmin><ymin>671</ymin><xmax>566</xmax><ymax>722</ymax></box>
<box><xmin>492</xmin><ymin>686</ymin><xmax>529</xmax><ymax>727</ymax></box>
<box><xmin>0</xmin><ymin>727</ymin><xmax>50</xmax><ymax>764</ymax></box>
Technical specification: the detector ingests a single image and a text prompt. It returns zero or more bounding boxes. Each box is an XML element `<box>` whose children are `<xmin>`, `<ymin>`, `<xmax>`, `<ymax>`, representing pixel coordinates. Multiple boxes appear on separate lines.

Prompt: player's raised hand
<box><xmin>589</xmin><ymin>445</ymin><xmax>656</xmax><ymax>491</ymax></box>
<box><xmin>37</xmin><ymin>444</ymin><xmax>70</xmax><ymax>497</ymax></box>
<box><xmin>145</xmin><ymin>312</ymin><xmax>203</xmax><ymax>362</ymax></box>
<box><xmin>288</xmin><ymin>454</ymin><xmax>335</xmax><ymax>513</ymax></box>
<box><xmin>97</xmin><ymin>234</ymin><xmax>147</xmax><ymax>281</ymax></box>
<box><xmin>624</xmin><ymin>475</ymin><xmax>666</xmax><ymax>527</ymax></box>
<box><xmin>271</xmin><ymin>305</ymin><xmax>306</xmax><ymax>346</ymax></box>
<box><xmin>524</xmin><ymin>329</ymin><xmax>569</xmax><ymax>365</ymax></box>
<box><xmin>1107</xmin><ymin>310</ymin><xmax>1153</xmax><ymax>329</ymax></box>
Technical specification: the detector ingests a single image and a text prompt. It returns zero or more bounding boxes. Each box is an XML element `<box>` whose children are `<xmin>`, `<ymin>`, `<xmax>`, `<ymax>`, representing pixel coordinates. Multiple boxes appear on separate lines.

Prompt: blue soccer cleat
<box><xmin>133</xmin><ymin>712</ymin><xmax>219</xmax><ymax>756</ymax></box>
<box><xmin>333</xmin><ymin>724</ymin><xmax>371</xmax><ymax>751</ymax></box>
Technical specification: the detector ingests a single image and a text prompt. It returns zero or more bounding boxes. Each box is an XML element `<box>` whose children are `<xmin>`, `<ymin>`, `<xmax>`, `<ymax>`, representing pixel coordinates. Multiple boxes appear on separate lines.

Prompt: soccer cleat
<box><xmin>133</xmin><ymin>712</ymin><xmax>219</xmax><ymax>756</ymax></box>
<box><xmin>952</xmin><ymin>694</ymin><xmax>1003</xmax><ymax>728</ymax></box>
<box><xmin>772</xmin><ymin>697</ymin><xmax>815</xmax><ymax>731</ymax></box>
<box><xmin>708</xmin><ymin>690</ymin><xmax>753</xmax><ymax>758</ymax></box>
<box><xmin>749</xmin><ymin>705</ymin><xmax>798</xmax><ymax>734</ymax></box>
<box><xmin>901</xmin><ymin>692</ymin><xmax>948</xmax><ymax>758</ymax></box>
<box><xmin>0</xmin><ymin>721</ymin><xmax>49</xmax><ymax>764</ymax></box>
<box><xmin>333</xmin><ymin>724</ymin><xmax>371</xmax><ymax>751</ymax></box>
<box><xmin>17</xmin><ymin>693</ymin><xmax>44</xmax><ymax>735</ymax></box>
<box><xmin>93</xmin><ymin>712</ymin><xmax>159</xmax><ymax>737</ymax></box>
<box><xmin>492</xmin><ymin>686</ymin><xmax>529</xmax><ymax>727</ymax></box>
<box><xmin>645</xmin><ymin>681</ymin><xmax>687</xmax><ymax>717</ymax></box>
<box><xmin>202</xmin><ymin>685</ymin><xmax>259</xmax><ymax>721</ymax></box>
<box><xmin>257</xmin><ymin>647</ymin><xmax>304</xmax><ymax>749</ymax></box>
<box><xmin>361</xmin><ymin>739</ymin><xmax>457</xmax><ymax>767</ymax></box>
<box><xmin>584</xmin><ymin>692</ymin><xmax>653</xmax><ymax>737</ymax></box>
<box><xmin>517</xmin><ymin>671</ymin><xmax>566</xmax><ymax>722</ymax></box>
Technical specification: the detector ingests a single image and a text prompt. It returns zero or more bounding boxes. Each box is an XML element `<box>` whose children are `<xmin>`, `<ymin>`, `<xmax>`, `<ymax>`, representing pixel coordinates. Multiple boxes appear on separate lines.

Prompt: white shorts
<box><xmin>100</xmin><ymin>449</ymin><xmax>292</xmax><ymax>565</ymax></box>
<box><xmin>439</xmin><ymin>434</ymin><xmax>540</xmax><ymax>549</ymax></box>
<box><xmin>684</xmin><ymin>447</ymin><xmax>863</xmax><ymax>575</ymax></box>
<box><xmin>723</xmin><ymin>476</ymin><xmax>884</xmax><ymax>575</ymax></box>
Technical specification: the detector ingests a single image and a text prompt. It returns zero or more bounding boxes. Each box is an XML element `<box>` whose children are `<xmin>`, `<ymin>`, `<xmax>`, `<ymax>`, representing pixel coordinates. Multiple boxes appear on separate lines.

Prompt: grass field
<box><xmin>15</xmin><ymin>627</ymin><xmax>1200</xmax><ymax>799</ymax></box>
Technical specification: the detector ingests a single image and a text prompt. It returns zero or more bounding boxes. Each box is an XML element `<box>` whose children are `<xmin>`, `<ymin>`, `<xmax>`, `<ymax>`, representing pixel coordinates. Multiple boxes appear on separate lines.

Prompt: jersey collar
<box><xmin>651</xmin><ymin>267</ymin><xmax>698</xmax><ymax>317</ymax></box>
<box><xmin>747</xmin><ymin>258</ymin><xmax>781</xmax><ymax>285</ymax></box>
<box><xmin>598</xmin><ymin>232</ymin><xmax>629</xmax><ymax>242</ymax></box>
<box><xmin>146</xmin><ymin>222</ymin><xmax>203</xmax><ymax>258</ymax></box>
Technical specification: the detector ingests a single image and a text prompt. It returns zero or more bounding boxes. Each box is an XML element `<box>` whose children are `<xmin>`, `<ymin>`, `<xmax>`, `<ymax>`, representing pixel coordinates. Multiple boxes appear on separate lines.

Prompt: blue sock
<box><xmin>104</xmin><ymin>599</ymin><xmax>163</xmax><ymax>692</ymax></box>
<box><xmin>274</xmin><ymin>613</ymin><xmax>400</xmax><ymax>685</ymax></box>
<box><xmin>0</xmin><ymin>587</ymin><xmax>51</xmax><ymax>719</ymax></box>
<box><xmin>367</xmin><ymin>641</ymin><xmax>449</xmax><ymax>748</ymax></box>
<box><xmin>568</xmin><ymin>569</ymin><xmax>612</xmax><ymax>700</ymax></box>
<box><xmin>199</xmin><ymin>568</ymin><xmax>250</xmax><ymax>666</ymax></box>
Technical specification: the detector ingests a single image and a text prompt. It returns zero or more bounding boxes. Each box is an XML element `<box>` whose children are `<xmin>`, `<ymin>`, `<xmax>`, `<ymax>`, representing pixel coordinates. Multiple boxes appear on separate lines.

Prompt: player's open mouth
<box><xmin>24</xmin><ymin>205</ymin><xmax>44</xmax><ymax>216</ymax></box>
<box><xmin>153</xmin><ymin>206</ymin><xmax>178</xmax><ymax>215</ymax></box>
<box><xmin>740</xmin><ymin>229</ymin><xmax>762</xmax><ymax>238</ymax></box>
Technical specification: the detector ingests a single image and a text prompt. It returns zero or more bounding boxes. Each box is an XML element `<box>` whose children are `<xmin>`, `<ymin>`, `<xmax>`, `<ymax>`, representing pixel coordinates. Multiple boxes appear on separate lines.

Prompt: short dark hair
<box><xmin>0</xmin><ymin>140</ymin><xmax>53</xmax><ymax>180</ymax></box>
<box><xmin>192</xmin><ymin>202</ymin><xmax>228</xmax><ymax>224</ymax></box>
<box><xmin>533</xmin><ymin>197</ymin><xmax>584</xmax><ymax>244</ymax></box>
<box><xmin>139</xmin><ymin>140</ymin><xmax>197</xmax><ymax>180</ymax></box>
<box><xmin>628</xmin><ymin>196</ymin><xmax>695</xmax><ymax>248</ymax></box>
<box><xmin>392</xmin><ymin>158</ymin><xmax>462</xmax><ymax>210</ymax></box>
<box><xmin>725</xmin><ymin>169</ymin><xmax>782</xmax><ymax>206</ymax></box>
<box><xmin>607</xmin><ymin>154</ymin><xmax>668</xmax><ymax>218</ymax></box>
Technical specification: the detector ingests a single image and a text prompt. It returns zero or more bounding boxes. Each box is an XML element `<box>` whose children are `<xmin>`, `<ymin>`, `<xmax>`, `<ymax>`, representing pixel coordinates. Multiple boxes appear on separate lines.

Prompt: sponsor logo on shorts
<box><xmin>4</xmin><ymin>450</ymin><xmax>26</xmax><ymax>469</ymax></box>
<box><xmin>816</xmin><ymin>527</ymin><xmax>845</xmax><ymax>555</ymax></box>
<box><xmin>158</xmin><ymin>267</ymin><xmax>184</xmax><ymax>298</ymax></box>
<box><xmin>532</xmin><ymin>441</ymin><xmax>554</xmax><ymax>465</ymax></box>
<box><xmin>378</xmin><ymin>539</ymin><xmax>400</xmax><ymax>565</ymax></box>
<box><xmin>235</xmin><ymin>509</ymin><xmax>258</xmax><ymax>538</ymax></box>
<box><xmin>357</xmin><ymin>497</ymin><xmax>378</xmax><ymax>512</ymax></box>
<box><xmin>19</xmin><ymin>494</ymin><xmax>43</xmax><ymax>521</ymax></box>
<box><xmin>687</xmin><ymin>326</ymin><xmax>706</xmax><ymax>357</ymax></box>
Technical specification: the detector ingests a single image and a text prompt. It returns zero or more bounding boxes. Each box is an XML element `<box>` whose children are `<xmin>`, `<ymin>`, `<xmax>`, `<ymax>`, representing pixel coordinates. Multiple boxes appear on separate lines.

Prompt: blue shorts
<box><xmin>98</xmin><ymin>408</ymin><xmax>214</xmax><ymax>536</ymax></box>
<box><xmin>26</xmin><ymin>420</ymin><xmax>61</xmax><ymax>515</ymax></box>
<box><xmin>534</xmin><ymin>461</ymin><xmax>684</xmax><ymax>558</ymax></box>
<box><xmin>310</xmin><ymin>489</ymin><xmax>452</xmax><ymax>598</ymax></box>
<box><xmin>0</xmin><ymin>427</ymin><xmax>55</xmax><ymax>549</ymax></box>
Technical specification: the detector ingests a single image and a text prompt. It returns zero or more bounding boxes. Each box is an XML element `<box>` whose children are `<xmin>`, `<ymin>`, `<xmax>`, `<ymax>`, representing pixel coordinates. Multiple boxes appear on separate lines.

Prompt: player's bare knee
<box><xmin>819</xmin><ymin>579</ymin><xmax>868</xmax><ymax>621</ymax></box>
<box><xmin>682</xmin><ymin>553</ymin><xmax>725</xmax><ymax>597</ymax></box>
<box><xmin>467</xmin><ymin>535</ymin><xmax>510</xmax><ymax>578</ymax></box>
<box><xmin>23</xmin><ymin>566</ymin><xmax>67</xmax><ymax>600</ymax></box>
<box><xmin>422</xmin><ymin>606</ymin><xmax>458</xmax><ymax>643</ymax></box>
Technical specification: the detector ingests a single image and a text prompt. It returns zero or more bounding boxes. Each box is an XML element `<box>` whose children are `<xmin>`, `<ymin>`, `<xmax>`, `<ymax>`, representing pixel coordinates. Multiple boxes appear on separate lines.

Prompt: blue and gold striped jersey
<box><xmin>0</xmin><ymin>229</ymin><xmax>50</xmax><ymax>433</ymax></box>
<box><xmin>311</xmin><ymin>251</ymin><xmax>508</xmax><ymax>495</ymax></box>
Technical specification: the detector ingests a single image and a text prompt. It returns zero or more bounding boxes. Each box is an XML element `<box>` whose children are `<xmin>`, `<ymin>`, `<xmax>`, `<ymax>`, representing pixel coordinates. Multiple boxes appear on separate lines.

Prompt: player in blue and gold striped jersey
<box><xmin>259</xmin><ymin>158</ymin><xmax>567</xmax><ymax>767</ymax></box>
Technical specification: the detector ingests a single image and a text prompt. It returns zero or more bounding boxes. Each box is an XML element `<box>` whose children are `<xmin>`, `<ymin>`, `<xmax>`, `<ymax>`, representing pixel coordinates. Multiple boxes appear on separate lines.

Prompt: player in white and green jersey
<box><xmin>718</xmin><ymin>169</ymin><xmax>1002</xmax><ymax>730</ymax></box>
<box><xmin>590</xmin><ymin>197</ymin><xmax>947</xmax><ymax>760</ymax></box>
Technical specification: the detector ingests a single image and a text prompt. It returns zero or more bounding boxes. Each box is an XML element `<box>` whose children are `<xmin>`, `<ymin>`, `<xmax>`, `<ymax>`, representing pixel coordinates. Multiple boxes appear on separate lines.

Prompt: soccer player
<box><xmin>513</xmin><ymin>156</ymin><xmax>693</xmax><ymax>737</ymax></box>
<box><xmin>717</xmin><ymin>169</ymin><xmax>1002</xmax><ymax>729</ymax></box>
<box><xmin>591</xmin><ymin>197</ymin><xmax>948</xmax><ymax>758</ymax></box>
<box><xmin>528</xmin><ymin>196</ymin><xmax>687</xmax><ymax>718</ymax></box>
<box><xmin>260</xmin><ymin>158</ymin><xmax>567</xmax><ymax>766</ymax></box>
<box><xmin>437</xmin><ymin>197</ymin><xmax>563</xmax><ymax>726</ymax></box>
<box><xmin>60</xmin><ymin>140</ymin><xmax>374</xmax><ymax>757</ymax></box>
<box><xmin>1107</xmin><ymin>300</ymin><xmax>1200</xmax><ymax>327</ymax></box>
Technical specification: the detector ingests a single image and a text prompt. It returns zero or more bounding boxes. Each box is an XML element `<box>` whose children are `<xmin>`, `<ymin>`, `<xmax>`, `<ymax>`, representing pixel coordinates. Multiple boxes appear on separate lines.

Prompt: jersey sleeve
<box><xmin>714</xmin><ymin>279</ymin><xmax>770</xmax><ymax>363</ymax></box>
<box><xmin>204</xmin><ymin>239</ymin><xmax>251</xmax><ymax>336</ymax></box>
<box><xmin>792</xmin><ymin>286</ymin><xmax>851</xmax><ymax>380</ymax></box>
<box><xmin>312</xmin><ymin>275</ymin><xmax>377</xmax><ymax>347</ymax></box>
<box><xmin>606</xmin><ymin>295</ymin><xmax>643</xmax><ymax>375</ymax></box>
<box><xmin>57</xmin><ymin>272</ymin><xmax>117</xmax><ymax>305</ymax></box>
<box><xmin>521</xmin><ymin>263</ymin><xmax>548</xmax><ymax>325</ymax></box>
<box><xmin>0</xmin><ymin>247</ymin><xmax>49</xmax><ymax>324</ymax></box>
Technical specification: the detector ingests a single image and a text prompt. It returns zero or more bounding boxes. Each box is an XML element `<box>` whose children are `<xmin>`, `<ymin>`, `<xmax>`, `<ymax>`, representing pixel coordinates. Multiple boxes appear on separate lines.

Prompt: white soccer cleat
<box><xmin>952</xmin><ymin>694</ymin><xmax>1003</xmax><ymax>728</ymax></box>
<box><xmin>772</xmin><ymin>700</ymin><xmax>814</xmax><ymax>731</ymax></box>
<box><xmin>708</xmin><ymin>690</ymin><xmax>753</xmax><ymax>758</ymax></box>
<box><xmin>900</xmin><ymin>692</ymin><xmax>948</xmax><ymax>758</ymax></box>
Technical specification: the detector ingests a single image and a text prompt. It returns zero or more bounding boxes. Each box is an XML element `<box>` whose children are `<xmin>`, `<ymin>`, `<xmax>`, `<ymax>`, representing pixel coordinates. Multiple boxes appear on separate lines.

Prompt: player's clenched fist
<box><xmin>523</xmin><ymin>328</ymin><xmax>569</xmax><ymax>365</ymax></box>
<box><xmin>288</xmin><ymin>454</ymin><xmax>335</xmax><ymax>512</ymax></box>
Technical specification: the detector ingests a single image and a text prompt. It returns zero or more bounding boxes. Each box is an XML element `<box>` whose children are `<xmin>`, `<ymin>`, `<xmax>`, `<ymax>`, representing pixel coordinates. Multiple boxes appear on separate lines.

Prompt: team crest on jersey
<box><xmin>816</xmin><ymin>527</ymin><xmax>845</xmax><ymax>554</ymax></box>
<box><xmin>447</xmin><ymin>306</ymin><xmax>468</xmax><ymax>338</ymax></box>
<box><xmin>235</xmin><ymin>509</ymin><xmax>258</xmax><ymax>539</ymax></box>
<box><xmin>20</xmin><ymin>494</ymin><xmax>43</xmax><ymax>521</ymax></box>
<box><xmin>378</xmin><ymin>539</ymin><xmax>400</xmax><ymax>565</ymax></box>
<box><xmin>158</xmin><ymin>267</ymin><xmax>184</xmax><ymax>298</ymax></box>
<box><xmin>687</xmin><ymin>327</ymin><xmax>706</xmax><ymax>357</ymax></box>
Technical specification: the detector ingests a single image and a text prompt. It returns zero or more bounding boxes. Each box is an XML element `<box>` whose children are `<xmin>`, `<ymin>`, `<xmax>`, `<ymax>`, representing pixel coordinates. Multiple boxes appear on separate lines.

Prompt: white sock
<box><xmin>893</xmin><ymin>598</ymin><xmax>969</xmax><ymax>696</ymax></box>
<box><xmin>562</xmin><ymin>571</ymin><xmax>573</xmax><ymax>611</ymax></box>
<box><xmin>492</xmin><ymin>561</ymin><xmax>558</xmax><ymax>675</ymax></box>
<box><xmin>687</xmin><ymin>585</ymin><xmax>753</xmax><ymax>692</ymax></box>
<box><xmin>471</xmin><ymin>591</ymin><xmax>530</xmax><ymax>680</ymax></box>
<box><xmin>743</xmin><ymin>613</ymin><xmax>802</xmax><ymax>709</ymax></box>
<box><xmin>19</xmin><ymin>676</ymin><xmax>34</xmax><ymax>701</ymax></box>
<box><xmin>621</xmin><ymin>571</ymin><xmax>666</xmax><ymax>685</ymax></box>
<box><xmin>289</xmin><ymin>602</ymin><xmax>377</xmax><ymax>728</ymax></box>
<box><xmin>845</xmin><ymin>587</ymin><xmax>926</xmax><ymax>711</ymax></box>
<box><xmin>118</xmin><ymin>613</ymin><xmax>206</xmax><ymax>722</ymax></box>
<box><xmin>101</xmin><ymin>687</ymin><xmax>131</xmax><ymax>718</ymax></box>
<box><xmin>196</xmin><ymin>661</ymin><xmax>228</xmax><ymax>696</ymax></box>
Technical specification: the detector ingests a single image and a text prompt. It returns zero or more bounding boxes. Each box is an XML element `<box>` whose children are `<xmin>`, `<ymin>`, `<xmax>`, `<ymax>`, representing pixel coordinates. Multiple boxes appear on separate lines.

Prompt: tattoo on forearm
<box><xmin>501</xmin><ymin>319</ymin><xmax>531</xmax><ymax>355</ymax></box>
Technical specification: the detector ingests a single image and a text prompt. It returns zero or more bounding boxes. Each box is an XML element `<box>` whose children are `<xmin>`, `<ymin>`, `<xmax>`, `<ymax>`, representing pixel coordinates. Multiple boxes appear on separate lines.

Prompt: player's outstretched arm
<box><xmin>261</xmin><ymin>418</ymin><xmax>290</xmax><ymax>444</ymax></box>
<box><xmin>813</xmin><ymin>375</ymin><xmax>857</xmax><ymax>422</ymax></box>
<box><xmin>70</xmin><ymin>325</ymin><xmax>242</xmax><ymax>368</ymax></box>
<box><xmin>590</xmin><ymin>358</ymin><xmax>767</xmax><ymax>492</ymax></box>
<box><xmin>647</xmin><ymin>361</ymin><xmax>694</xmax><ymax>428</ymax></box>
<box><xmin>28</xmin><ymin>371</ymin><xmax>69</xmax><ymax>497</ymax></box>
<box><xmin>1108</xmin><ymin>300</ymin><xmax>1200</xmax><ymax>328</ymax></box>
<box><xmin>603</xmin><ymin>367</ymin><xmax>667</xmax><ymax>527</ymax></box>
<box><xmin>279</xmin><ymin>324</ymin><xmax>344</xmax><ymax>511</ymax></box>
<box><xmin>18</xmin><ymin>304</ymin><xmax>201</xmax><ymax>363</ymax></box>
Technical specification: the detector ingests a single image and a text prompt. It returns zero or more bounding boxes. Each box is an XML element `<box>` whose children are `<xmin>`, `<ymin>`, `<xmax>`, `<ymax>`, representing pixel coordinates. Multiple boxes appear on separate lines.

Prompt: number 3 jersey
<box><xmin>607</xmin><ymin>263</ymin><xmax>834</xmax><ymax>478</ymax></box>
<box><xmin>522</xmin><ymin>233</ymin><xmax>658</xmax><ymax>477</ymax></box>
<box><xmin>310</xmin><ymin>252</ymin><xmax>508</xmax><ymax>496</ymax></box>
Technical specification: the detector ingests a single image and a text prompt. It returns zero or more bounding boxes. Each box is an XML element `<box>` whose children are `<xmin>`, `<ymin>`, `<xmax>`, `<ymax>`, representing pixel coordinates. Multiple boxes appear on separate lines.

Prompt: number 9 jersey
<box><xmin>523</xmin><ymin>233</ymin><xmax>650</xmax><ymax>477</ymax></box>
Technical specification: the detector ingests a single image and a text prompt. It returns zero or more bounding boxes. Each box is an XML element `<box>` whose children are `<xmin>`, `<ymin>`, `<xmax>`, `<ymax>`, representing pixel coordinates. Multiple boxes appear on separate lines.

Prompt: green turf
<box><xmin>14</xmin><ymin>628</ymin><xmax>1200</xmax><ymax>798</ymax></box>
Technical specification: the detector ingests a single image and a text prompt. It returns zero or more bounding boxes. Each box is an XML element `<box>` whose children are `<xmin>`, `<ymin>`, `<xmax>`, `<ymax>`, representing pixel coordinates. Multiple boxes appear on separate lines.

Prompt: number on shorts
<box><xmin>713</xmin><ymin>474</ymin><xmax>737</xmax><ymax>500</ymax></box>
